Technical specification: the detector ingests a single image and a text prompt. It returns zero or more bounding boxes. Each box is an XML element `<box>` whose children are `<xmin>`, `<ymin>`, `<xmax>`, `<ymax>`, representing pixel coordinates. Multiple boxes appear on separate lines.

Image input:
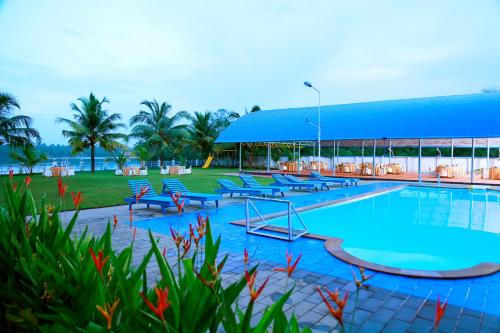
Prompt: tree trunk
<box><xmin>91</xmin><ymin>144</ymin><xmax>95</xmax><ymax>174</ymax></box>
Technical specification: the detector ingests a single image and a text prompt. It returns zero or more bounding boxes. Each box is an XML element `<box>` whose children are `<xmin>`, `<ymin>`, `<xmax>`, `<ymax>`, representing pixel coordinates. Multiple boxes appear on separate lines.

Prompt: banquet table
<box><xmin>122</xmin><ymin>167</ymin><xmax>140</xmax><ymax>176</ymax></box>
<box><xmin>490</xmin><ymin>167</ymin><xmax>500</xmax><ymax>180</ymax></box>
<box><xmin>283</xmin><ymin>161</ymin><xmax>298</xmax><ymax>172</ymax></box>
<box><xmin>50</xmin><ymin>167</ymin><xmax>67</xmax><ymax>177</ymax></box>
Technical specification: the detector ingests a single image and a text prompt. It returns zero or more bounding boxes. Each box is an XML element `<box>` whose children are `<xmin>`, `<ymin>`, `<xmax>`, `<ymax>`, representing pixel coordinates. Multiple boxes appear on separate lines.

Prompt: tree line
<box><xmin>1</xmin><ymin>91</ymin><xmax>259</xmax><ymax>173</ymax></box>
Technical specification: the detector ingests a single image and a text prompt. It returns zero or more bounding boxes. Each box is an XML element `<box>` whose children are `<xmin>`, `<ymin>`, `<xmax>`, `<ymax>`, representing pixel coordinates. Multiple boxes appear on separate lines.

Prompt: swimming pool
<box><xmin>267</xmin><ymin>186</ymin><xmax>500</xmax><ymax>272</ymax></box>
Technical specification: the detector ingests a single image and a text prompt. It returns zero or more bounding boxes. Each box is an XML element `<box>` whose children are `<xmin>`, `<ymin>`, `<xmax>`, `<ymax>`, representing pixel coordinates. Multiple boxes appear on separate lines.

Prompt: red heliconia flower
<box><xmin>170</xmin><ymin>226</ymin><xmax>184</xmax><ymax>249</ymax></box>
<box><xmin>317</xmin><ymin>287</ymin><xmax>348</xmax><ymax>329</ymax></box>
<box><xmin>132</xmin><ymin>227</ymin><xmax>137</xmax><ymax>242</ymax></box>
<box><xmin>244</xmin><ymin>270</ymin><xmax>269</xmax><ymax>302</ymax></box>
<box><xmin>170</xmin><ymin>192</ymin><xmax>185</xmax><ymax>214</ymax></box>
<box><xmin>244</xmin><ymin>249</ymin><xmax>249</xmax><ymax>265</ymax></box>
<box><xmin>57</xmin><ymin>177</ymin><xmax>68</xmax><ymax>197</ymax></box>
<box><xmin>113</xmin><ymin>215</ymin><xmax>118</xmax><ymax>230</ymax></box>
<box><xmin>181</xmin><ymin>237</ymin><xmax>191</xmax><ymax>259</ymax></box>
<box><xmin>96</xmin><ymin>299</ymin><xmax>120</xmax><ymax>330</ymax></box>
<box><xmin>8</xmin><ymin>169</ymin><xmax>13</xmax><ymax>182</ymax></box>
<box><xmin>434</xmin><ymin>296</ymin><xmax>448</xmax><ymax>330</ymax></box>
<box><xmin>351</xmin><ymin>265</ymin><xmax>375</xmax><ymax>289</ymax></box>
<box><xmin>135</xmin><ymin>185</ymin><xmax>150</xmax><ymax>203</ymax></box>
<box><xmin>89</xmin><ymin>248</ymin><xmax>110</xmax><ymax>276</ymax></box>
<box><xmin>141</xmin><ymin>286</ymin><xmax>171</xmax><ymax>321</ymax></box>
<box><xmin>274</xmin><ymin>250</ymin><xmax>302</xmax><ymax>277</ymax></box>
<box><xmin>196</xmin><ymin>215</ymin><xmax>208</xmax><ymax>238</ymax></box>
<box><xmin>71</xmin><ymin>191</ymin><xmax>84</xmax><ymax>209</ymax></box>
<box><xmin>12</xmin><ymin>182</ymin><xmax>18</xmax><ymax>191</ymax></box>
<box><xmin>162</xmin><ymin>246</ymin><xmax>167</xmax><ymax>257</ymax></box>
<box><xmin>24</xmin><ymin>176</ymin><xmax>32</xmax><ymax>188</ymax></box>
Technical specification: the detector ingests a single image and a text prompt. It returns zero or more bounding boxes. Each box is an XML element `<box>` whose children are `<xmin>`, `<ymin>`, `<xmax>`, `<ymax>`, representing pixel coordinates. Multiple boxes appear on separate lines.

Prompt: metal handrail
<box><xmin>244</xmin><ymin>196</ymin><xmax>308</xmax><ymax>242</ymax></box>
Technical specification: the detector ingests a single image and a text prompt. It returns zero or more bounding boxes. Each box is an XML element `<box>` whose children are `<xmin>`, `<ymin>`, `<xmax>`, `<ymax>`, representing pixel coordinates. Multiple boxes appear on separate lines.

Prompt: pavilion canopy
<box><xmin>216</xmin><ymin>93</ymin><xmax>500</xmax><ymax>143</ymax></box>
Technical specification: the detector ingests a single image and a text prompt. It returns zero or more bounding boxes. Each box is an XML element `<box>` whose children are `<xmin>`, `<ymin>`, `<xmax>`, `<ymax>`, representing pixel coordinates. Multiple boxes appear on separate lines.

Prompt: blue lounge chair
<box><xmin>284</xmin><ymin>175</ymin><xmax>330</xmax><ymax>190</ymax></box>
<box><xmin>310</xmin><ymin>171</ymin><xmax>359</xmax><ymax>186</ymax></box>
<box><xmin>240</xmin><ymin>174</ymin><xmax>289</xmax><ymax>197</ymax></box>
<box><xmin>124</xmin><ymin>179</ymin><xmax>178</xmax><ymax>214</ymax></box>
<box><xmin>270</xmin><ymin>174</ymin><xmax>319</xmax><ymax>192</ymax></box>
<box><xmin>216</xmin><ymin>179</ymin><xmax>273</xmax><ymax>197</ymax></box>
<box><xmin>161</xmin><ymin>179</ymin><xmax>222</xmax><ymax>209</ymax></box>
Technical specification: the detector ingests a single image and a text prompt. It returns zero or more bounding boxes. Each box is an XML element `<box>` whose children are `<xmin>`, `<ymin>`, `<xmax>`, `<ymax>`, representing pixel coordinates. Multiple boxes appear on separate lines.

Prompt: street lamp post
<box><xmin>304</xmin><ymin>81</ymin><xmax>321</xmax><ymax>174</ymax></box>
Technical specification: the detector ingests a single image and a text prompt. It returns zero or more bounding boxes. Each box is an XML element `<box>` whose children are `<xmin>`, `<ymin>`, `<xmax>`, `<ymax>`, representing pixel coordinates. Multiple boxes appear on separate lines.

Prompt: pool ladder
<box><xmin>244</xmin><ymin>196</ymin><xmax>309</xmax><ymax>241</ymax></box>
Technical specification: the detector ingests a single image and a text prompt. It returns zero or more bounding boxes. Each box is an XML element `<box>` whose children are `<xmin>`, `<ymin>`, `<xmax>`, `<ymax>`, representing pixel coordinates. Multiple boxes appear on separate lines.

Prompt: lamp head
<box><xmin>303</xmin><ymin>81</ymin><xmax>313</xmax><ymax>88</ymax></box>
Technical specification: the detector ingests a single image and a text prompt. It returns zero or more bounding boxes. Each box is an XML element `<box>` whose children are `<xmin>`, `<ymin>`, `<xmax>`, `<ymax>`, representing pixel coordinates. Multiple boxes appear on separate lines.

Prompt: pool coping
<box><xmin>230</xmin><ymin>184</ymin><xmax>500</xmax><ymax>279</ymax></box>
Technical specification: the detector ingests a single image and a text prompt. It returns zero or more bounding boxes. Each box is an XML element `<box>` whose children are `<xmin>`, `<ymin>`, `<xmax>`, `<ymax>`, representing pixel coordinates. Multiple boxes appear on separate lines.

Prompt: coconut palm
<box><xmin>186</xmin><ymin>111</ymin><xmax>219</xmax><ymax>158</ymax></box>
<box><xmin>0</xmin><ymin>92</ymin><xmax>41</xmax><ymax>146</ymax></box>
<box><xmin>129</xmin><ymin>99</ymin><xmax>188</xmax><ymax>165</ymax></box>
<box><xmin>9</xmin><ymin>146</ymin><xmax>48</xmax><ymax>174</ymax></box>
<box><xmin>133</xmin><ymin>144</ymin><xmax>151</xmax><ymax>169</ymax></box>
<box><xmin>56</xmin><ymin>93</ymin><xmax>126</xmax><ymax>173</ymax></box>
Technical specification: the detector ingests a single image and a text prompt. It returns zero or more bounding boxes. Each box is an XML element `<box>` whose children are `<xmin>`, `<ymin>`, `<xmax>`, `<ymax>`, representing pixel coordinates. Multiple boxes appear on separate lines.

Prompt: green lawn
<box><xmin>0</xmin><ymin>168</ymin><xmax>273</xmax><ymax>210</ymax></box>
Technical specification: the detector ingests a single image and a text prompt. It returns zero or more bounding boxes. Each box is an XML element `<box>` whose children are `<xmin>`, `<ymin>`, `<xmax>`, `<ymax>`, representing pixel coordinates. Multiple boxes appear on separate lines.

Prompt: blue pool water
<box><xmin>269</xmin><ymin>186</ymin><xmax>500</xmax><ymax>271</ymax></box>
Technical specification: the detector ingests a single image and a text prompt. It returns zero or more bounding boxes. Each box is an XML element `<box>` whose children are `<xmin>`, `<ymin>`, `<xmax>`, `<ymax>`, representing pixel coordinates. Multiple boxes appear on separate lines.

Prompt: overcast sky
<box><xmin>1</xmin><ymin>0</ymin><xmax>499</xmax><ymax>144</ymax></box>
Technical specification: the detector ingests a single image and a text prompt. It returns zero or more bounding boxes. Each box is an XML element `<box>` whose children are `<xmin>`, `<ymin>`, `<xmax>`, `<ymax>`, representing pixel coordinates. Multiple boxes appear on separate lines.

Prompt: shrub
<box><xmin>0</xmin><ymin>178</ymin><xmax>311</xmax><ymax>332</ymax></box>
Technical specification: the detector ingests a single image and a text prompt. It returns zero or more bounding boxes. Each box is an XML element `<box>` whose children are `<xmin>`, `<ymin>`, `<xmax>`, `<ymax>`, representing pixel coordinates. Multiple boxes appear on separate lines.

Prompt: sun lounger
<box><xmin>216</xmin><ymin>179</ymin><xmax>273</xmax><ymax>197</ymax></box>
<box><xmin>124</xmin><ymin>179</ymin><xmax>177</xmax><ymax>214</ymax></box>
<box><xmin>270</xmin><ymin>174</ymin><xmax>319</xmax><ymax>192</ymax></box>
<box><xmin>310</xmin><ymin>171</ymin><xmax>359</xmax><ymax>186</ymax></box>
<box><xmin>161</xmin><ymin>179</ymin><xmax>221</xmax><ymax>209</ymax></box>
<box><xmin>240</xmin><ymin>174</ymin><xmax>289</xmax><ymax>197</ymax></box>
<box><xmin>284</xmin><ymin>174</ymin><xmax>330</xmax><ymax>190</ymax></box>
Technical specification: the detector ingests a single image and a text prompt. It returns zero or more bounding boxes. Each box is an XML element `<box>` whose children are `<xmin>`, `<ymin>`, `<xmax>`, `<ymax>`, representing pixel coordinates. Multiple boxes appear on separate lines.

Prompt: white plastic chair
<box><xmin>160</xmin><ymin>166</ymin><xmax>169</xmax><ymax>175</ymax></box>
<box><xmin>115</xmin><ymin>169</ymin><xmax>123</xmax><ymax>176</ymax></box>
<box><xmin>67</xmin><ymin>168</ymin><xmax>75</xmax><ymax>176</ymax></box>
<box><xmin>140</xmin><ymin>169</ymin><xmax>148</xmax><ymax>176</ymax></box>
<box><xmin>43</xmin><ymin>168</ymin><xmax>53</xmax><ymax>177</ymax></box>
<box><xmin>184</xmin><ymin>166</ymin><xmax>192</xmax><ymax>175</ymax></box>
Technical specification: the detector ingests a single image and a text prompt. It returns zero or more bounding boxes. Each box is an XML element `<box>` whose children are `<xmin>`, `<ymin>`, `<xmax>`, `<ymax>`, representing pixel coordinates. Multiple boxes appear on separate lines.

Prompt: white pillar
<box><xmin>372</xmin><ymin>139</ymin><xmax>376</xmax><ymax>179</ymax></box>
<box><xmin>451</xmin><ymin>139</ymin><xmax>454</xmax><ymax>165</ymax></box>
<box><xmin>487</xmin><ymin>138</ymin><xmax>490</xmax><ymax>177</ymax></box>
<box><xmin>332</xmin><ymin>140</ymin><xmax>336</xmax><ymax>176</ymax></box>
<box><xmin>471</xmin><ymin>138</ymin><xmax>475</xmax><ymax>183</ymax></box>
<box><xmin>267</xmin><ymin>143</ymin><xmax>271</xmax><ymax>174</ymax></box>
<box><xmin>298</xmin><ymin>142</ymin><xmax>301</xmax><ymax>175</ymax></box>
<box><xmin>239</xmin><ymin>143</ymin><xmax>242</xmax><ymax>172</ymax></box>
<box><xmin>418</xmin><ymin>139</ymin><xmax>422</xmax><ymax>183</ymax></box>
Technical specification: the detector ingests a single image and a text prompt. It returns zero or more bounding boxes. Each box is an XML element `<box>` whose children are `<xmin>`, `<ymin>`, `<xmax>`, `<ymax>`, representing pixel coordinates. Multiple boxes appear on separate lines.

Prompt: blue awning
<box><xmin>216</xmin><ymin>93</ymin><xmax>500</xmax><ymax>143</ymax></box>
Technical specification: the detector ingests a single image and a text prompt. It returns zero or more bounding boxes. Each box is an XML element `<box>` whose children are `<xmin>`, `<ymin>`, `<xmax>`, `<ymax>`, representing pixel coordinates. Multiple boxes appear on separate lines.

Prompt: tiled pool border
<box><xmin>231</xmin><ymin>184</ymin><xmax>500</xmax><ymax>279</ymax></box>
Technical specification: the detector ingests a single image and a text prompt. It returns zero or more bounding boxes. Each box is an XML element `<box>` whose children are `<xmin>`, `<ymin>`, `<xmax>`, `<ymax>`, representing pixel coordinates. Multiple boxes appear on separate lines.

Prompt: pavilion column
<box><xmin>451</xmin><ymin>139</ymin><xmax>454</xmax><ymax>165</ymax></box>
<box><xmin>293</xmin><ymin>142</ymin><xmax>296</xmax><ymax>161</ymax></box>
<box><xmin>471</xmin><ymin>138</ymin><xmax>475</xmax><ymax>183</ymax></box>
<box><xmin>267</xmin><ymin>143</ymin><xmax>271</xmax><ymax>174</ymax></box>
<box><xmin>332</xmin><ymin>140</ymin><xmax>336</xmax><ymax>176</ymax></box>
<box><xmin>239</xmin><ymin>143</ymin><xmax>242</xmax><ymax>172</ymax></box>
<box><xmin>298</xmin><ymin>142</ymin><xmax>301</xmax><ymax>175</ymax></box>
<box><xmin>418</xmin><ymin>139</ymin><xmax>422</xmax><ymax>183</ymax></box>
<box><xmin>487</xmin><ymin>138</ymin><xmax>490</xmax><ymax>177</ymax></box>
<box><xmin>372</xmin><ymin>139</ymin><xmax>376</xmax><ymax>179</ymax></box>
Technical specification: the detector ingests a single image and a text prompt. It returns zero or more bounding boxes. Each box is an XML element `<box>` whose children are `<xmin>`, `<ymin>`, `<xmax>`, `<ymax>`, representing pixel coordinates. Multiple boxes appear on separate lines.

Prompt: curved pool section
<box><xmin>268</xmin><ymin>186</ymin><xmax>500</xmax><ymax>274</ymax></box>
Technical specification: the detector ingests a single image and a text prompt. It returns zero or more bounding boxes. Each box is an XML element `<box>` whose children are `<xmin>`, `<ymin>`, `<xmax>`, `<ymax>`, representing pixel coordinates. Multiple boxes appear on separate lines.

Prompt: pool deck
<box><xmin>64</xmin><ymin>182</ymin><xmax>500</xmax><ymax>332</ymax></box>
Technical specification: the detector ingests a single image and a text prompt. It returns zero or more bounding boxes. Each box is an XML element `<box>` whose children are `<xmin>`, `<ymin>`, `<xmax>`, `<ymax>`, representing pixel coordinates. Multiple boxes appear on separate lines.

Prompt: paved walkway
<box><xmin>66</xmin><ymin>184</ymin><xmax>500</xmax><ymax>332</ymax></box>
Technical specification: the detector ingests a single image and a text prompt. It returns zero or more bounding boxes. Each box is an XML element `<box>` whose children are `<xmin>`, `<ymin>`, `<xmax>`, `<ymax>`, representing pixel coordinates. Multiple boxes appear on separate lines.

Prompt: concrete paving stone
<box><xmin>358</xmin><ymin>298</ymin><xmax>384</xmax><ymax>312</ymax></box>
<box><xmin>298</xmin><ymin>310</ymin><xmax>324</xmax><ymax>325</ymax></box>
<box><xmin>482</xmin><ymin>313</ymin><xmax>500</xmax><ymax>328</ymax></box>
<box><xmin>393</xmin><ymin>306</ymin><xmax>417</xmax><ymax>322</ymax></box>
<box><xmin>417</xmin><ymin>304</ymin><xmax>438</xmax><ymax>320</ymax></box>
<box><xmin>381</xmin><ymin>319</ymin><xmax>410</xmax><ymax>332</ymax></box>
<box><xmin>407</xmin><ymin>317</ymin><xmax>433</xmax><ymax>333</ymax></box>
<box><xmin>345</xmin><ymin>308</ymin><xmax>372</xmax><ymax>326</ymax></box>
<box><xmin>457</xmin><ymin>314</ymin><xmax>482</xmax><ymax>332</ymax></box>
<box><xmin>369</xmin><ymin>307</ymin><xmax>396</xmax><ymax>324</ymax></box>
<box><xmin>292</xmin><ymin>300</ymin><xmax>317</xmax><ymax>317</ymax></box>
<box><xmin>371</xmin><ymin>289</ymin><xmax>393</xmax><ymax>301</ymax></box>
<box><xmin>382</xmin><ymin>296</ymin><xmax>406</xmax><ymax>311</ymax></box>
<box><xmin>357</xmin><ymin>320</ymin><xmax>386</xmax><ymax>333</ymax></box>
<box><xmin>435</xmin><ymin>316</ymin><xmax>458</xmax><ymax>333</ymax></box>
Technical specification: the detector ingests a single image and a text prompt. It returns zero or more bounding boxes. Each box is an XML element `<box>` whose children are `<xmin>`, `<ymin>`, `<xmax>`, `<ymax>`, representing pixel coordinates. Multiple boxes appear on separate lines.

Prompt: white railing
<box><xmin>245</xmin><ymin>196</ymin><xmax>308</xmax><ymax>241</ymax></box>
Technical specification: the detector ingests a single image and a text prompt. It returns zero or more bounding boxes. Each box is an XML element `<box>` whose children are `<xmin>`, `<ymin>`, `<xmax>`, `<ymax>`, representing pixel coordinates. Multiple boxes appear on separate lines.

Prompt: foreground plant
<box><xmin>0</xmin><ymin>179</ymin><xmax>311</xmax><ymax>332</ymax></box>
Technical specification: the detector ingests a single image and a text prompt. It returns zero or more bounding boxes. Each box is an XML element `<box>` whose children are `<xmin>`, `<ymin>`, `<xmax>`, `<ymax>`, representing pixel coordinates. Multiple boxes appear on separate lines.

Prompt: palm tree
<box><xmin>9</xmin><ymin>146</ymin><xmax>48</xmax><ymax>174</ymax></box>
<box><xmin>56</xmin><ymin>93</ymin><xmax>126</xmax><ymax>173</ymax></box>
<box><xmin>212</xmin><ymin>108</ymin><xmax>240</xmax><ymax>133</ymax></box>
<box><xmin>129</xmin><ymin>100</ymin><xmax>188</xmax><ymax>165</ymax></box>
<box><xmin>186</xmin><ymin>111</ymin><xmax>218</xmax><ymax>158</ymax></box>
<box><xmin>133</xmin><ymin>144</ymin><xmax>151</xmax><ymax>169</ymax></box>
<box><xmin>0</xmin><ymin>92</ymin><xmax>41</xmax><ymax>146</ymax></box>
